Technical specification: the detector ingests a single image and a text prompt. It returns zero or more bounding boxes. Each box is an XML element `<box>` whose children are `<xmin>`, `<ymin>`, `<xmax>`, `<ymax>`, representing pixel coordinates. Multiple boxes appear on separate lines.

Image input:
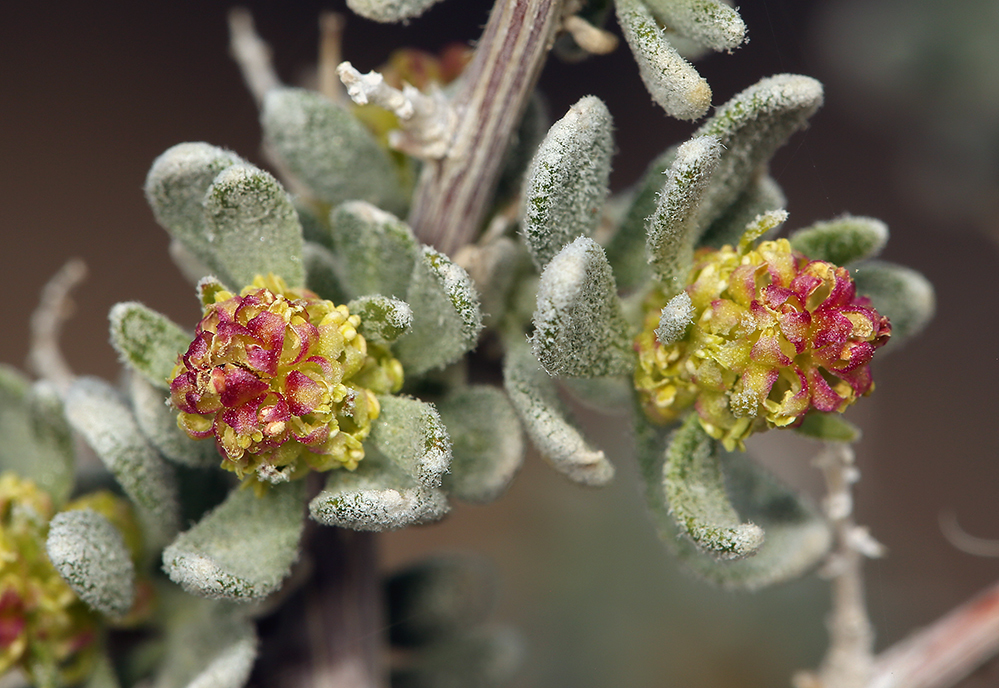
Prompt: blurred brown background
<box><xmin>2</xmin><ymin>1</ymin><xmax>998</xmax><ymax>686</ymax></box>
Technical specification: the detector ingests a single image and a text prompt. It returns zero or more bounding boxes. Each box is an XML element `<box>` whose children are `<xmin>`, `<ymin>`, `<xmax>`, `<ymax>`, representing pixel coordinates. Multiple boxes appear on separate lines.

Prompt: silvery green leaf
<box><xmin>437</xmin><ymin>386</ymin><xmax>524</xmax><ymax>503</ymax></box>
<box><xmin>615</xmin><ymin>0</ymin><xmax>712</xmax><ymax>120</ymax></box>
<box><xmin>109</xmin><ymin>302</ymin><xmax>191</xmax><ymax>390</ymax></box>
<box><xmin>371</xmin><ymin>395</ymin><xmax>451</xmax><ymax>489</ymax></box>
<box><xmin>395</xmin><ymin>247</ymin><xmax>483</xmax><ymax>376</ymax></box>
<box><xmin>852</xmin><ymin>260</ymin><xmax>935</xmax><ymax>353</ymax></box>
<box><xmin>521</xmin><ymin>95</ymin><xmax>614</xmax><ymax>271</ymax></box>
<box><xmin>560</xmin><ymin>376</ymin><xmax>633</xmax><ymax>414</ymax></box>
<box><xmin>698</xmin><ymin>174</ymin><xmax>786</xmax><ymax>249</ymax></box>
<box><xmin>163</xmin><ymin>482</ymin><xmax>305</xmax><ymax>601</ymax></box>
<box><xmin>261</xmin><ymin>87</ymin><xmax>406</xmax><ymax>215</ymax></box>
<box><xmin>153</xmin><ymin>592</ymin><xmax>257</xmax><ymax>688</ymax></box>
<box><xmin>329</xmin><ymin>201</ymin><xmax>419</xmax><ymax>300</ymax></box>
<box><xmin>655</xmin><ymin>291</ymin><xmax>695</xmax><ymax>345</ymax></box>
<box><xmin>635</xmin><ymin>416</ymin><xmax>831</xmax><ymax>589</ymax></box>
<box><xmin>145</xmin><ymin>143</ymin><xmax>243</xmax><ymax>268</ymax></box>
<box><xmin>202</xmin><ymin>163</ymin><xmax>305</xmax><ymax>288</ymax></box>
<box><xmin>794</xmin><ymin>412</ymin><xmax>861</xmax><ymax>443</ymax></box>
<box><xmin>46</xmin><ymin>509</ymin><xmax>135</xmax><ymax>618</ymax></box>
<box><xmin>530</xmin><ymin>237</ymin><xmax>634</xmax><ymax>378</ymax></box>
<box><xmin>457</xmin><ymin>236</ymin><xmax>527</xmax><ymax>331</ymax></box>
<box><xmin>0</xmin><ymin>367</ymin><xmax>74</xmax><ymax>506</ymax></box>
<box><xmin>391</xmin><ymin>627</ymin><xmax>524</xmax><ymax>688</ymax></box>
<box><xmin>693</xmin><ymin>74</ymin><xmax>824</xmax><ymax>227</ymax></box>
<box><xmin>346</xmin><ymin>0</ymin><xmax>446</xmax><ymax>23</ymax></box>
<box><xmin>64</xmin><ymin>377</ymin><xmax>179</xmax><ymax>551</ymax></box>
<box><xmin>494</xmin><ymin>91</ymin><xmax>550</xmax><ymax>210</ymax></box>
<box><xmin>386</xmin><ymin>555</ymin><xmax>498</xmax><ymax>647</ymax></box>
<box><xmin>642</xmin><ymin>0</ymin><xmax>747</xmax><ymax>53</ymax></box>
<box><xmin>789</xmin><ymin>215</ymin><xmax>889</xmax><ymax>265</ymax></box>
<box><xmin>308</xmin><ymin>447</ymin><xmax>449</xmax><ymax>531</ymax></box>
<box><xmin>347</xmin><ymin>296</ymin><xmax>413</xmax><ymax>346</ymax></box>
<box><xmin>302</xmin><ymin>241</ymin><xmax>347</xmax><ymax>304</ymax></box>
<box><xmin>646</xmin><ymin>135</ymin><xmax>723</xmax><ymax>293</ymax></box>
<box><xmin>128</xmin><ymin>373</ymin><xmax>220</xmax><ymax>469</ymax></box>
<box><xmin>605</xmin><ymin>147</ymin><xmax>677</xmax><ymax>292</ymax></box>
<box><xmin>662</xmin><ymin>414</ymin><xmax>764</xmax><ymax>559</ymax></box>
<box><xmin>503</xmin><ymin>343</ymin><xmax>614</xmax><ymax>486</ymax></box>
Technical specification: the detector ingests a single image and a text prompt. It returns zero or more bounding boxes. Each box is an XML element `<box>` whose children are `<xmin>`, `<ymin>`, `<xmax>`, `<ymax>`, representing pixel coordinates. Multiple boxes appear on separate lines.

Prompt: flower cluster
<box><xmin>0</xmin><ymin>474</ymin><xmax>96</xmax><ymax>686</ymax></box>
<box><xmin>634</xmin><ymin>233</ymin><xmax>891</xmax><ymax>451</ymax></box>
<box><xmin>170</xmin><ymin>274</ymin><xmax>404</xmax><ymax>487</ymax></box>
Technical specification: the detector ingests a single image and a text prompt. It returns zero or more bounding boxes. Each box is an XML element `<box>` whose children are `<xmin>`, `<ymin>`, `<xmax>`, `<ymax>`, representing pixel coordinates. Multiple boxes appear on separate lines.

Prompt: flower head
<box><xmin>0</xmin><ymin>474</ymin><xmax>97</xmax><ymax>686</ymax></box>
<box><xmin>170</xmin><ymin>274</ymin><xmax>404</xmax><ymax>487</ymax></box>
<box><xmin>634</xmin><ymin>230</ymin><xmax>891</xmax><ymax>450</ymax></box>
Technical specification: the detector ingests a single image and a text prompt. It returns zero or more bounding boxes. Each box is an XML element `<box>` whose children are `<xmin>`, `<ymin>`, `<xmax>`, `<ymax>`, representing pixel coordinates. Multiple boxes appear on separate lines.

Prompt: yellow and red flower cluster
<box><xmin>635</xmin><ymin>235</ymin><xmax>891</xmax><ymax>450</ymax></box>
<box><xmin>170</xmin><ymin>275</ymin><xmax>403</xmax><ymax>487</ymax></box>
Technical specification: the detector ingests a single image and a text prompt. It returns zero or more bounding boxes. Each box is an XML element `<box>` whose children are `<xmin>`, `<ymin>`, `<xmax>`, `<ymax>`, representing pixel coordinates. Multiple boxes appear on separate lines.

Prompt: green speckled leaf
<box><xmin>329</xmin><ymin>201</ymin><xmax>419</xmax><ymax>300</ymax></box>
<box><xmin>109</xmin><ymin>302</ymin><xmax>191</xmax><ymax>390</ymax></box>
<box><xmin>789</xmin><ymin>215</ymin><xmax>888</xmax><ymax>265</ymax></box>
<box><xmin>852</xmin><ymin>260</ymin><xmax>935</xmax><ymax>353</ymax></box>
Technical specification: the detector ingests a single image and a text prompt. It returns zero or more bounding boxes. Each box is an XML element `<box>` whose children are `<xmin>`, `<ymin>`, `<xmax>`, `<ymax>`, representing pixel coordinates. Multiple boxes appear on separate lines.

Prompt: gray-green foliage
<box><xmin>662</xmin><ymin>415</ymin><xmax>764</xmax><ymax>559</ymax></box>
<box><xmin>46</xmin><ymin>509</ymin><xmax>135</xmax><ymax>618</ymax></box>
<box><xmin>348</xmin><ymin>295</ymin><xmax>413</xmax><ymax>345</ymax></box>
<box><xmin>330</xmin><ymin>201</ymin><xmax>419</xmax><ymax>300</ymax></box>
<box><xmin>371</xmin><ymin>395</ymin><xmax>451</xmax><ymax>489</ymax></box>
<box><xmin>698</xmin><ymin>174</ymin><xmax>786</xmax><ymax>249</ymax></box>
<box><xmin>392</xmin><ymin>627</ymin><xmax>524</xmax><ymax>688</ymax></box>
<box><xmin>853</xmin><ymin>260</ymin><xmax>935</xmax><ymax>352</ymax></box>
<box><xmin>654</xmin><ymin>292</ymin><xmax>694</xmax><ymax>345</ymax></box>
<box><xmin>302</xmin><ymin>241</ymin><xmax>347</xmax><ymax>304</ymax></box>
<box><xmin>109</xmin><ymin>302</ymin><xmax>191</xmax><ymax>390</ymax></box>
<box><xmin>128</xmin><ymin>374</ymin><xmax>220</xmax><ymax>469</ymax></box>
<box><xmin>262</xmin><ymin>88</ymin><xmax>406</xmax><ymax>216</ymax></box>
<box><xmin>521</xmin><ymin>95</ymin><xmax>614</xmax><ymax>270</ymax></box>
<box><xmin>642</xmin><ymin>0</ymin><xmax>747</xmax><ymax>53</ymax></box>
<box><xmin>789</xmin><ymin>215</ymin><xmax>889</xmax><ymax>265</ymax></box>
<box><xmin>503</xmin><ymin>344</ymin><xmax>614</xmax><ymax>486</ymax></box>
<box><xmin>64</xmin><ymin>376</ymin><xmax>179</xmax><ymax>551</ymax></box>
<box><xmin>531</xmin><ymin>237</ymin><xmax>634</xmax><ymax>377</ymax></box>
<box><xmin>346</xmin><ymin>0</ymin><xmax>446</xmax><ymax>23</ymax></box>
<box><xmin>162</xmin><ymin>482</ymin><xmax>305</xmax><ymax>601</ymax></box>
<box><xmin>794</xmin><ymin>412</ymin><xmax>861</xmax><ymax>444</ymax></box>
<box><xmin>0</xmin><ymin>366</ymin><xmax>74</xmax><ymax>505</ymax></box>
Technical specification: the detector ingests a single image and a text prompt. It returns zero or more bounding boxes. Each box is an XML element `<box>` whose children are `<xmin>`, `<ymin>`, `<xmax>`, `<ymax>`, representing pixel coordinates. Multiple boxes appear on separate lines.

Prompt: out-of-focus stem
<box><xmin>228</xmin><ymin>7</ymin><xmax>281</xmax><ymax>106</ymax></box>
<box><xmin>29</xmin><ymin>258</ymin><xmax>86</xmax><ymax>395</ymax></box>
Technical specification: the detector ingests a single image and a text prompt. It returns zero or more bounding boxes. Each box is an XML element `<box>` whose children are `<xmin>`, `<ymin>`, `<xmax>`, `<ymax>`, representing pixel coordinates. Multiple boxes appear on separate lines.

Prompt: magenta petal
<box><xmin>222</xmin><ymin>402</ymin><xmax>260</xmax><ymax>434</ymax></box>
<box><xmin>808</xmin><ymin>368</ymin><xmax>843</xmax><ymax>413</ymax></box>
<box><xmin>218</xmin><ymin>365</ymin><xmax>269</xmax><ymax>408</ymax></box>
<box><xmin>285</xmin><ymin>370</ymin><xmax>324</xmax><ymax>415</ymax></box>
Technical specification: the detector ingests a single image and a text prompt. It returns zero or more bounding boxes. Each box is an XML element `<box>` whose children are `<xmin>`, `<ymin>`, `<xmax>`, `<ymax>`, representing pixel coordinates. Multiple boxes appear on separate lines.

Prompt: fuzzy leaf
<box><xmin>503</xmin><ymin>343</ymin><xmax>614</xmax><ymax>486</ymax></box>
<box><xmin>560</xmin><ymin>376</ymin><xmax>634</xmax><ymax>414</ymax></box>
<box><xmin>636</xmin><ymin>417</ymin><xmax>831</xmax><ymax>589</ymax></box>
<box><xmin>789</xmin><ymin>215</ymin><xmax>889</xmax><ymax>265</ymax></box>
<box><xmin>346</xmin><ymin>0</ymin><xmax>446</xmax><ymax>23</ymax></box>
<box><xmin>202</xmin><ymin>163</ymin><xmax>305</xmax><ymax>288</ymax></box>
<box><xmin>391</xmin><ymin>627</ymin><xmax>524</xmax><ymax>688</ymax></box>
<box><xmin>437</xmin><ymin>386</ymin><xmax>524</xmax><ymax>503</ymax></box>
<box><xmin>647</xmin><ymin>136</ymin><xmax>724</xmax><ymax>292</ymax></box>
<box><xmin>387</xmin><ymin>555</ymin><xmax>498</xmax><ymax>647</ymax></box>
<box><xmin>163</xmin><ymin>481</ymin><xmax>305</xmax><ymax>601</ymax></box>
<box><xmin>302</xmin><ymin>241</ymin><xmax>347</xmax><ymax>304</ymax></box>
<box><xmin>329</xmin><ymin>201</ymin><xmax>419</xmax><ymax>300</ymax></box>
<box><xmin>153</xmin><ymin>592</ymin><xmax>257</xmax><ymax>688</ymax></box>
<box><xmin>371</xmin><ymin>395</ymin><xmax>451</xmax><ymax>489</ymax></box>
<box><xmin>852</xmin><ymin>260</ymin><xmax>935</xmax><ymax>353</ymax></box>
<box><xmin>46</xmin><ymin>509</ymin><xmax>135</xmax><ymax>618</ymax></box>
<box><xmin>65</xmin><ymin>377</ymin><xmax>179</xmax><ymax>550</ymax></box>
<box><xmin>109</xmin><ymin>302</ymin><xmax>191</xmax><ymax>390</ymax></box>
<box><xmin>794</xmin><ymin>411</ymin><xmax>861</xmax><ymax>443</ymax></box>
<box><xmin>493</xmin><ymin>91</ymin><xmax>551</xmax><ymax>211</ymax></box>
<box><xmin>615</xmin><ymin>0</ymin><xmax>712</xmax><ymax>120</ymax></box>
<box><xmin>0</xmin><ymin>366</ymin><xmax>74</xmax><ymax>506</ymax></box>
<box><xmin>144</xmin><ymin>143</ymin><xmax>243</xmax><ymax>269</ymax></box>
<box><xmin>531</xmin><ymin>237</ymin><xmax>634</xmax><ymax>377</ymax></box>
<box><xmin>347</xmin><ymin>295</ymin><xmax>413</xmax><ymax>346</ymax></box>
<box><xmin>662</xmin><ymin>414</ymin><xmax>764</xmax><ymax>559</ymax></box>
<box><xmin>655</xmin><ymin>292</ymin><xmax>695</xmax><ymax>345</ymax></box>
<box><xmin>693</xmin><ymin>74</ymin><xmax>824</xmax><ymax>228</ymax></box>
<box><xmin>605</xmin><ymin>147</ymin><xmax>677</xmax><ymax>291</ymax></box>
<box><xmin>84</xmin><ymin>652</ymin><xmax>121</xmax><ymax>688</ymax></box>
<box><xmin>395</xmin><ymin>247</ymin><xmax>483</xmax><ymax>376</ymax></box>
<box><xmin>129</xmin><ymin>374</ymin><xmax>220</xmax><ymax>469</ymax></box>
<box><xmin>521</xmin><ymin>95</ymin><xmax>614</xmax><ymax>270</ymax></box>
<box><xmin>261</xmin><ymin>87</ymin><xmax>406</xmax><ymax>215</ymax></box>
<box><xmin>698</xmin><ymin>174</ymin><xmax>786</xmax><ymax>249</ymax></box>
<box><xmin>309</xmin><ymin>447</ymin><xmax>449</xmax><ymax>531</ymax></box>
<box><xmin>642</xmin><ymin>0</ymin><xmax>747</xmax><ymax>53</ymax></box>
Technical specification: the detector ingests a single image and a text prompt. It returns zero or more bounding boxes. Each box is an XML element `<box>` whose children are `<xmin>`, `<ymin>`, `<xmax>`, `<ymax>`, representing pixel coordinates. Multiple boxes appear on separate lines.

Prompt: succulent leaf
<box><xmin>346</xmin><ymin>0</ymin><xmax>447</xmax><ymax>23</ymax></box>
<box><xmin>662</xmin><ymin>414</ymin><xmax>764</xmax><ymax>559</ymax></box>
<box><xmin>698</xmin><ymin>174</ymin><xmax>786</xmax><ymax>249</ymax></box>
<box><xmin>65</xmin><ymin>376</ymin><xmax>179</xmax><ymax>550</ymax></box>
<box><xmin>129</xmin><ymin>374</ymin><xmax>220</xmax><ymax>469</ymax></box>
<box><xmin>302</xmin><ymin>241</ymin><xmax>348</xmax><ymax>304</ymax></box>
<box><xmin>530</xmin><ymin>237</ymin><xmax>634</xmax><ymax>378</ymax></box>
<box><xmin>347</xmin><ymin>295</ymin><xmax>414</xmax><ymax>345</ymax></box>
<box><xmin>789</xmin><ymin>215</ymin><xmax>889</xmax><ymax>265</ymax></box>
<box><xmin>329</xmin><ymin>201</ymin><xmax>420</xmax><ymax>300</ymax></box>
<box><xmin>46</xmin><ymin>509</ymin><xmax>136</xmax><ymax>618</ymax></box>
<box><xmin>641</xmin><ymin>0</ymin><xmax>747</xmax><ymax>53</ymax></box>
<box><xmin>437</xmin><ymin>386</ymin><xmax>525</xmax><ymax>503</ymax></box>
<box><xmin>503</xmin><ymin>343</ymin><xmax>614</xmax><ymax>486</ymax></box>
<box><xmin>109</xmin><ymin>302</ymin><xmax>191</xmax><ymax>390</ymax></box>
<box><xmin>615</xmin><ymin>0</ymin><xmax>712</xmax><ymax>120</ymax></box>
<box><xmin>852</xmin><ymin>260</ymin><xmax>935</xmax><ymax>353</ymax></box>
<box><xmin>261</xmin><ymin>87</ymin><xmax>406</xmax><ymax>215</ymax></box>
<box><xmin>162</xmin><ymin>481</ymin><xmax>305</xmax><ymax>601</ymax></box>
<box><xmin>521</xmin><ymin>95</ymin><xmax>614</xmax><ymax>270</ymax></box>
<box><xmin>0</xmin><ymin>366</ymin><xmax>74</xmax><ymax>506</ymax></box>
<box><xmin>794</xmin><ymin>411</ymin><xmax>862</xmax><ymax>443</ymax></box>
<box><xmin>371</xmin><ymin>395</ymin><xmax>451</xmax><ymax>489</ymax></box>
<box><xmin>202</xmin><ymin>163</ymin><xmax>305</xmax><ymax>289</ymax></box>
<box><xmin>395</xmin><ymin>247</ymin><xmax>483</xmax><ymax>376</ymax></box>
